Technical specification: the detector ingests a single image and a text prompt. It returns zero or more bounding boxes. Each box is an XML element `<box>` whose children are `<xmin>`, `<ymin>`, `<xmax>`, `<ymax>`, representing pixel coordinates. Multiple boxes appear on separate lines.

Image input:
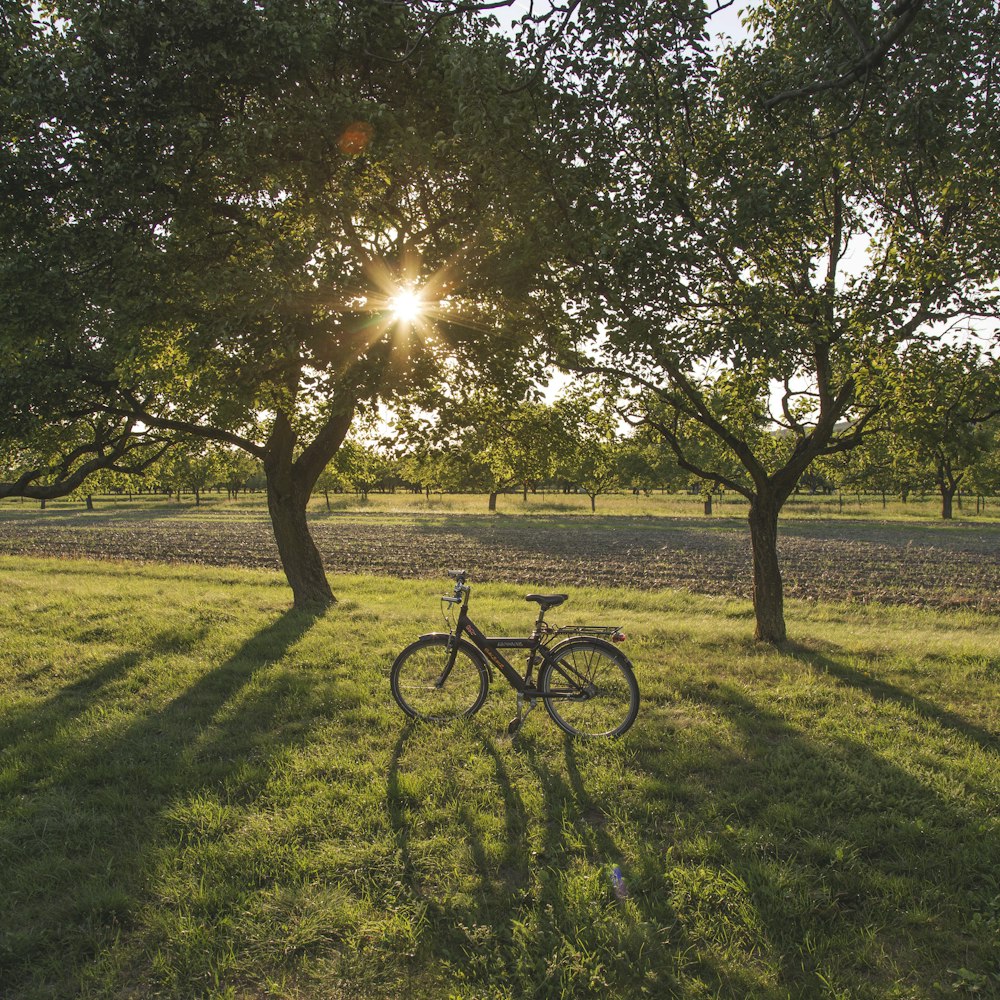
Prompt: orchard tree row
<box><xmin>3</xmin><ymin>1</ymin><xmax>998</xmax><ymax>641</ymax></box>
<box><xmin>39</xmin><ymin>359</ymin><xmax>999</xmax><ymax>520</ymax></box>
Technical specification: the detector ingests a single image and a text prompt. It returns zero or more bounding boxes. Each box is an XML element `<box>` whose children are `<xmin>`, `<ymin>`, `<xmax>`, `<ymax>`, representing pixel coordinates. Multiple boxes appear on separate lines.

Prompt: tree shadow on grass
<box><xmin>787</xmin><ymin>641</ymin><xmax>999</xmax><ymax>753</ymax></box>
<box><xmin>0</xmin><ymin>505</ymin><xmax>210</xmax><ymax>527</ymax></box>
<box><xmin>672</xmin><ymin>677</ymin><xmax>1000</xmax><ymax>996</ymax></box>
<box><xmin>0</xmin><ymin>607</ymin><xmax>325</xmax><ymax>999</ymax></box>
<box><xmin>1</xmin><ymin>626</ymin><xmax>211</xmax><ymax>770</ymax></box>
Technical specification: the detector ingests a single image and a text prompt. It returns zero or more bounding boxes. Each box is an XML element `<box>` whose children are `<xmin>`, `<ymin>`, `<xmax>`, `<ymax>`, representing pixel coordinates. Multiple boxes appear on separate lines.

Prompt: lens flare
<box><xmin>338</xmin><ymin>121</ymin><xmax>373</xmax><ymax>155</ymax></box>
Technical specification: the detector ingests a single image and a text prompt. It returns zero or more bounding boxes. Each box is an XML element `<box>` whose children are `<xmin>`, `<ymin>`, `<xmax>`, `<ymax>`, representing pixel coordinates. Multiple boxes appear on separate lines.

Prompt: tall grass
<box><xmin>1</xmin><ymin>556</ymin><xmax>998</xmax><ymax>998</ymax></box>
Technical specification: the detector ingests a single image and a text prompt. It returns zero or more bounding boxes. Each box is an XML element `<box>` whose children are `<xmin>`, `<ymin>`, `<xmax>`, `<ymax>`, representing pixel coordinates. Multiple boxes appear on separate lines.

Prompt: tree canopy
<box><xmin>2</xmin><ymin>1</ymin><xmax>556</xmax><ymax>605</ymax></box>
<box><xmin>526</xmin><ymin>0</ymin><xmax>1000</xmax><ymax>641</ymax></box>
<box><xmin>4</xmin><ymin>0</ymin><xmax>999</xmax><ymax>632</ymax></box>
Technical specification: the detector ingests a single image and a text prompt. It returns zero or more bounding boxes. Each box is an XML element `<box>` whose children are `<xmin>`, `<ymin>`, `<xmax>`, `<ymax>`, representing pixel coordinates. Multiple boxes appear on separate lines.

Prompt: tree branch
<box><xmin>764</xmin><ymin>0</ymin><xmax>927</xmax><ymax>108</ymax></box>
<box><xmin>0</xmin><ymin>425</ymin><xmax>173</xmax><ymax>501</ymax></box>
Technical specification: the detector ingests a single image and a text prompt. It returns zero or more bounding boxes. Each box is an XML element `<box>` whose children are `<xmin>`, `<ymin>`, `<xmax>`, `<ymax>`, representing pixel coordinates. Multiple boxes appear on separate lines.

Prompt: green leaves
<box><xmin>3</xmin><ymin>2</ymin><xmax>554</xmax><ymax>499</ymax></box>
<box><xmin>882</xmin><ymin>341</ymin><xmax>1000</xmax><ymax>514</ymax></box>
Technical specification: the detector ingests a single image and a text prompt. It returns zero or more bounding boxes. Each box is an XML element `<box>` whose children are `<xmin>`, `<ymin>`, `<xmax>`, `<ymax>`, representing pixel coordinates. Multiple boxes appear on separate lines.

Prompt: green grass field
<box><xmin>2</xmin><ymin>556</ymin><xmax>998</xmax><ymax>999</ymax></box>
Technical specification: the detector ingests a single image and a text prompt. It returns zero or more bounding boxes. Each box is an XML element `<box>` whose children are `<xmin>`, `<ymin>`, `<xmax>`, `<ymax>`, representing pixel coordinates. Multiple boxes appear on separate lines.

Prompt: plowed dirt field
<box><xmin>1</xmin><ymin>507</ymin><xmax>998</xmax><ymax>612</ymax></box>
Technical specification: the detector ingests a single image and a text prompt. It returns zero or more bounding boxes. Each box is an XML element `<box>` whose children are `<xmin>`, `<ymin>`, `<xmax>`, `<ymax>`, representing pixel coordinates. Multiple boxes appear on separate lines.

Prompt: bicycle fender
<box><xmin>418</xmin><ymin>633</ymin><xmax>494</xmax><ymax>681</ymax></box>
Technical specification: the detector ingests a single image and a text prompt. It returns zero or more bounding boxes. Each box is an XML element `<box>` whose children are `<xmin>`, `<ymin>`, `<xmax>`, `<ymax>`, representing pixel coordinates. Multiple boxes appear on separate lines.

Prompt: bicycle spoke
<box><xmin>542</xmin><ymin>641</ymin><xmax>638</xmax><ymax>737</ymax></box>
<box><xmin>390</xmin><ymin>636</ymin><xmax>488</xmax><ymax>721</ymax></box>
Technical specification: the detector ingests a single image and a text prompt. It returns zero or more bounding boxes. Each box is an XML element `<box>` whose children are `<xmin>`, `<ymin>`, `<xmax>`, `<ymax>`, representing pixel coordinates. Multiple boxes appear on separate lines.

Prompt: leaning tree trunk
<box><xmin>748</xmin><ymin>494</ymin><xmax>786</xmax><ymax>644</ymax></box>
<box><xmin>263</xmin><ymin>407</ymin><xmax>354</xmax><ymax>610</ymax></box>
<box><xmin>266</xmin><ymin>474</ymin><xmax>333</xmax><ymax>608</ymax></box>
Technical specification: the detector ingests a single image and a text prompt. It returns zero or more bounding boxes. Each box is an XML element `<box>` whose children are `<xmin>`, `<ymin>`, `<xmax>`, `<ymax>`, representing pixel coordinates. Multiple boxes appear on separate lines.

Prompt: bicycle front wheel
<box><xmin>390</xmin><ymin>635</ymin><xmax>489</xmax><ymax>722</ymax></box>
<box><xmin>540</xmin><ymin>640</ymin><xmax>639</xmax><ymax>738</ymax></box>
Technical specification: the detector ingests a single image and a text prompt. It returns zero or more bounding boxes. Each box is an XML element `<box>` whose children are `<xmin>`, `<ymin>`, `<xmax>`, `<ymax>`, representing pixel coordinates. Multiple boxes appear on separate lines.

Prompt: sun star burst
<box><xmin>388</xmin><ymin>288</ymin><xmax>423</xmax><ymax>324</ymax></box>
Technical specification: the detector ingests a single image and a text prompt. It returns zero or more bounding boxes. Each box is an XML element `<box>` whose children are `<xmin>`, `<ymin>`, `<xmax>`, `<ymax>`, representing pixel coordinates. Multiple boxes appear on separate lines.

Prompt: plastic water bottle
<box><xmin>610</xmin><ymin>865</ymin><xmax>628</xmax><ymax>900</ymax></box>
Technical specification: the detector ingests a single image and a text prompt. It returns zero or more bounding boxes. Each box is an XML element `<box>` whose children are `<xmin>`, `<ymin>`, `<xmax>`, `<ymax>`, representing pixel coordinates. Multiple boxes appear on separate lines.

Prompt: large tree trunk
<box><xmin>748</xmin><ymin>495</ymin><xmax>786</xmax><ymax>644</ymax></box>
<box><xmin>488</xmin><ymin>491</ymin><xmax>498</xmax><ymax>512</ymax></box>
<box><xmin>266</xmin><ymin>475</ymin><xmax>333</xmax><ymax>608</ymax></box>
<box><xmin>263</xmin><ymin>406</ymin><xmax>354</xmax><ymax>610</ymax></box>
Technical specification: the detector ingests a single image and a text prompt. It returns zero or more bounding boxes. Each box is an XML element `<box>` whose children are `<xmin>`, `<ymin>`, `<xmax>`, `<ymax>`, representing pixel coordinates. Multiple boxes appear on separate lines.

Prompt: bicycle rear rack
<box><xmin>548</xmin><ymin>624</ymin><xmax>624</xmax><ymax>639</ymax></box>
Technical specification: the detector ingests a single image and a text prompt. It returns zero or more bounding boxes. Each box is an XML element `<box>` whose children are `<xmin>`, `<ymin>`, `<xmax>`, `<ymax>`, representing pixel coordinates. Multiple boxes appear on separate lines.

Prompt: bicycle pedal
<box><xmin>506</xmin><ymin>717</ymin><xmax>522</xmax><ymax>737</ymax></box>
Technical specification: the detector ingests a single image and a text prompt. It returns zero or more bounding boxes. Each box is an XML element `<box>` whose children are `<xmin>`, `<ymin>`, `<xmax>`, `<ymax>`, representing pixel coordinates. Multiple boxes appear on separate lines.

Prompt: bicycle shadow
<box><xmin>384</xmin><ymin>719</ymin><xmax>750</xmax><ymax>997</ymax></box>
<box><xmin>386</xmin><ymin>721</ymin><xmax>531</xmax><ymax>904</ymax></box>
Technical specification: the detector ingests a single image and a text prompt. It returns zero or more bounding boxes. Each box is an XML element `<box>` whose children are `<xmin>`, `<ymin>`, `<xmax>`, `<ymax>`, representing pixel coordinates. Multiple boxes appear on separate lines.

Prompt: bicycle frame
<box><xmin>427</xmin><ymin>589</ymin><xmax>606</xmax><ymax>701</ymax></box>
<box><xmin>457</xmin><ymin>611</ymin><xmax>546</xmax><ymax>694</ymax></box>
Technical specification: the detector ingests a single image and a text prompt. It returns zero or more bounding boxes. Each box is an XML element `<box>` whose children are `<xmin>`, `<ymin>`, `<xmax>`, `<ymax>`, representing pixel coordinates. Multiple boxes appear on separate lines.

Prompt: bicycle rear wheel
<box><xmin>540</xmin><ymin>640</ymin><xmax>639</xmax><ymax>737</ymax></box>
<box><xmin>390</xmin><ymin>635</ymin><xmax>489</xmax><ymax>722</ymax></box>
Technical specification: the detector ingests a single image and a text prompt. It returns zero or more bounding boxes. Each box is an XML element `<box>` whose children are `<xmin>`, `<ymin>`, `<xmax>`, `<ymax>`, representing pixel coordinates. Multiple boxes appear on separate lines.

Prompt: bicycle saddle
<box><xmin>525</xmin><ymin>593</ymin><xmax>569</xmax><ymax>610</ymax></box>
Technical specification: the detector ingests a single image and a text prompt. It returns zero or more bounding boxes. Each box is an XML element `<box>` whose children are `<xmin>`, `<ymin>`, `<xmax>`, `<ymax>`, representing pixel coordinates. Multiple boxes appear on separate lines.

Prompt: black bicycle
<box><xmin>389</xmin><ymin>571</ymin><xmax>639</xmax><ymax>737</ymax></box>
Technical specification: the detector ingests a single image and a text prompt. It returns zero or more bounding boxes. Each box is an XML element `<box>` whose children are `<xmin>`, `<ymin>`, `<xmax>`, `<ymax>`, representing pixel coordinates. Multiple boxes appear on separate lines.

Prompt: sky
<box><xmin>491</xmin><ymin>1</ymin><xmax>754</xmax><ymax>46</ymax></box>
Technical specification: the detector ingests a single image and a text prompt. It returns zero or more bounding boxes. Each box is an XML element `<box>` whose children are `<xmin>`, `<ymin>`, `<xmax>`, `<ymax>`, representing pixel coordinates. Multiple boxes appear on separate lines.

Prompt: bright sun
<box><xmin>388</xmin><ymin>288</ymin><xmax>423</xmax><ymax>324</ymax></box>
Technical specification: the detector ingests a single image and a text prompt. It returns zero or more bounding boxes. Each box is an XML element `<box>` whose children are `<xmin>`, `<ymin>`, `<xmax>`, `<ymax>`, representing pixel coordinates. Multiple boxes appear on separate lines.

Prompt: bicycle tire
<box><xmin>390</xmin><ymin>635</ymin><xmax>489</xmax><ymax>722</ymax></box>
<box><xmin>539</xmin><ymin>639</ymin><xmax>639</xmax><ymax>737</ymax></box>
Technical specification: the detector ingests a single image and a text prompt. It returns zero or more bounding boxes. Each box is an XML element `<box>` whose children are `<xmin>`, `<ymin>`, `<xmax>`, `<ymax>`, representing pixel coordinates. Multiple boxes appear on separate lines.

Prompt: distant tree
<box><xmin>217</xmin><ymin>451</ymin><xmax>263</xmax><ymax>502</ymax></box>
<box><xmin>313</xmin><ymin>465</ymin><xmax>347</xmax><ymax>511</ymax></box>
<box><xmin>158</xmin><ymin>445</ymin><xmax>225</xmax><ymax>505</ymax></box>
<box><xmin>816</xmin><ymin>428</ymin><xmax>898</xmax><ymax>509</ymax></box>
<box><xmin>616</xmin><ymin>431</ymin><xmax>671</xmax><ymax>496</ymax></box>
<box><xmin>396</xmin><ymin>447</ymin><xmax>473</xmax><ymax>498</ymax></box>
<box><xmin>331</xmin><ymin>441</ymin><xmax>393</xmax><ymax>501</ymax></box>
<box><xmin>395</xmin><ymin>391</ymin><xmax>559</xmax><ymax>511</ymax></box>
<box><xmin>886</xmin><ymin>343</ymin><xmax>1000</xmax><ymax>519</ymax></box>
<box><xmin>967</xmin><ymin>423</ymin><xmax>1000</xmax><ymax>513</ymax></box>
<box><xmin>553</xmin><ymin>395</ymin><xmax>621</xmax><ymax>512</ymax></box>
<box><xmin>66</xmin><ymin>466</ymin><xmax>155</xmax><ymax>508</ymax></box>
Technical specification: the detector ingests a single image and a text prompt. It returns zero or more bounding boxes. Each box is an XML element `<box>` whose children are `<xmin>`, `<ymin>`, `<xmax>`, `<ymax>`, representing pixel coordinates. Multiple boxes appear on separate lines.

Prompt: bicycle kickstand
<box><xmin>507</xmin><ymin>692</ymin><xmax>537</xmax><ymax>737</ymax></box>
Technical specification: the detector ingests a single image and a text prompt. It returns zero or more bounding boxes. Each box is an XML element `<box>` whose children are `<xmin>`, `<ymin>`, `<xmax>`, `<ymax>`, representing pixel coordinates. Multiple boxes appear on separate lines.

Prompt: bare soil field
<box><xmin>1</xmin><ymin>506</ymin><xmax>998</xmax><ymax>612</ymax></box>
